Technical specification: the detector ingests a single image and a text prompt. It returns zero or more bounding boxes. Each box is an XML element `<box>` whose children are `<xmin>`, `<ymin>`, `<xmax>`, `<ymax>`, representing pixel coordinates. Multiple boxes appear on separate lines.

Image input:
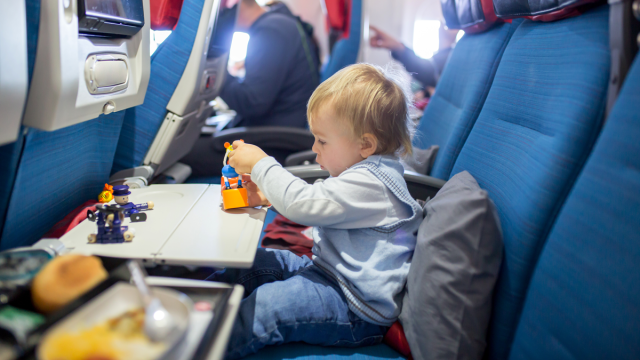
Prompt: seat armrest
<box><xmin>212</xmin><ymin>127</ymin><xmax>314</xmax><ymax>152</ymax></box>
<box><xmin>285</xmin><ymin>165</ymin><xmax>446</xmax><ymax>200</ymax></box>
<box><xmin>404</xmin><ymin>171</ymin><xmax>446</xmax><ymax>200</ymax></box>
<box><xmin>285</xmin><ymin>150</ymin><xmax>317</xmax><ymax>166</ymax></box>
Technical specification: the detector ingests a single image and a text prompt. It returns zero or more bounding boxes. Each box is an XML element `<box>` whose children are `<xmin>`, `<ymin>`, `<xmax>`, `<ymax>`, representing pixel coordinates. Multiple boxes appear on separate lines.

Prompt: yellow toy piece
<box><xmin>98</xmin><ymin>184</ymin><xmax>114</xmax><ymax>203</ymax></box>
<box><xmin>222</xmin><ymin>187</ymin><xmax>249</xmax><ymax>210</ymax></box>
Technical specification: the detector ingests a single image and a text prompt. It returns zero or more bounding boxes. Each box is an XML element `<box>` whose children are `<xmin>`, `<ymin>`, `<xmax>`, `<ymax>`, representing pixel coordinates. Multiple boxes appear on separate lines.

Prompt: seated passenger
<box><xmin>370</xmin><ymin>24</ymin><xmax>458</xmax><ymax>92</ymax></box>
<box><xmin>210</xmin><ymin>64</ymin><xmax>423</xmax><ymax>358</ymax></box>
<box><xmin>182</xmin><ymin>0</ymin><xmax>320</xmax><ymax>177</ymax></box>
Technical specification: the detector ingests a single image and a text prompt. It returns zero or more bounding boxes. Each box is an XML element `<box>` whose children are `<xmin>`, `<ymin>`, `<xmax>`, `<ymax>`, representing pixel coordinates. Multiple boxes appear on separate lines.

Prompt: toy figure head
<box><xmin>112</xmin><ymin>185</ymin><xmax>132</xmax><ymax>205</ymax></box>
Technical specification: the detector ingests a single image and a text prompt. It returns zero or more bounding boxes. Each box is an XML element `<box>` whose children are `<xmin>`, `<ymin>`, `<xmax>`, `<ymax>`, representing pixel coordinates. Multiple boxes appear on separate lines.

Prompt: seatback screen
<box><xmin>208</xmin><ymin>4</ymin><xmax>238</xmax><ymax>59</ymax></box>
<box><xmin>84</xmin><ymin>0</ymin><xmax>145</xmax><ymax>25</ymax></box>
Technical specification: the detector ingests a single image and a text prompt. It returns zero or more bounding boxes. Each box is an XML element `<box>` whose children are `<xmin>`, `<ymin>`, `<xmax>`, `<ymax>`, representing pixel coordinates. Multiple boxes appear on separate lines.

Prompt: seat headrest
<box><xmin>324</xmin><ymin>0</ymin><xmax>353</xmax><ymax>39</ymax></box>
<box><xmin>441</xmin><ymin>0</ymin><xmax>500</xmax><ymax>34</ymax></box>
<box><xmin>150</xmin><ymin>0</ymin><xmax>185</xmax><ymax>30</ymax></box>
<box><xmin>492</xmin><ymin>0</ymin><xmax>603</xmax><ymax>21</ymax></box>
<box><xmin>325</xmin><ymin>0</ymin><xmax>347</xmax><ymax>32</ymax></box>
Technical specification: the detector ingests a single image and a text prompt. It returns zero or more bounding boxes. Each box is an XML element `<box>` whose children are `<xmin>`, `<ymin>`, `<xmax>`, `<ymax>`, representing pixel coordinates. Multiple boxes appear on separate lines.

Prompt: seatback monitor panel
<box><xmin>79</xmin><ymin>0</ymin><xmax>145</xmax><ymax>36</ymax></box>
<box><xmin>207</xmin><ymin>4</ymin><xmax>236</xmax><ymax>59</ymax></box>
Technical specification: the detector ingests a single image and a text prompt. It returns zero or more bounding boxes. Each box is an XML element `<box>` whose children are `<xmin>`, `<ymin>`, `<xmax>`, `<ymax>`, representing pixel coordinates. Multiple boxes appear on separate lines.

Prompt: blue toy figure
<box><xmin>222</xmin><ymin>141</ymin><xmax>243</xmax><ymax>190</ymax></box>
<box><xmin>112</xmin><ymin>185</ymin><xmax>154</xmax><ymax>222</ymax></box>
<box><xmin>87</xmin><ymin>204</ymin><xmax>135</xmax><ymax>243</ymax></box>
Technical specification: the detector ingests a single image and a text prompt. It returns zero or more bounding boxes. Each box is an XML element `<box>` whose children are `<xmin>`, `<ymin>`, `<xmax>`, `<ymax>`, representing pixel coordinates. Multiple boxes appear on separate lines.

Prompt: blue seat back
<box><xmin>0</xmin><ymin>0</ymin><xmax>130</xmax><ymax>250</ymax></box>
<box><xmin>416</xmin><ymin>20</ymin><xmax>522</xmax><ymax>180</ymax></box>
<box><xmin>448</xmin><ymin>6</ymin><xmax>611</xmax><ymax>359</ymax></box>
<box><xmin>111</xmin><ymin>0</ymin><xmax>206</xmax><ymax>174</ymax></box>
<box><xmin>0</xmin><ymin>114</ymin><xmax>125</xmax><ymax>250</ymax></box>
<box><xmin>508</xmin><ymin>55</ymin><xmax>640</xmax><ymax>360</ymax></box>
<box><xmin>320</xmin><ymin>0</ymin><xmax>362</xmax><ymax>82</ymax></box>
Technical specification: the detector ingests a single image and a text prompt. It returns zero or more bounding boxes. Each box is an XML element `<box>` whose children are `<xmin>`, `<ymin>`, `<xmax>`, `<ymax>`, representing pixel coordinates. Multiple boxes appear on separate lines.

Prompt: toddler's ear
<box><xmin>360</xmin><ymin>133</ymin><xmax>378</xmax><ymax>158</ymax></box>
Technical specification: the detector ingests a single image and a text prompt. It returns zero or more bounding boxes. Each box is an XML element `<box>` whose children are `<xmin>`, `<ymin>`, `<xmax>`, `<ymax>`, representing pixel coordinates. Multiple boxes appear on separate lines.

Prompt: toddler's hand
<box><xmin>228</xmin><ymin>175</ymin><xmax>269</xmax><ymax>207</ymax></box>
<box><xmin>228</xmin><ymin>141</ymin><xmax>268</xmax><ymax>174</ymax></box>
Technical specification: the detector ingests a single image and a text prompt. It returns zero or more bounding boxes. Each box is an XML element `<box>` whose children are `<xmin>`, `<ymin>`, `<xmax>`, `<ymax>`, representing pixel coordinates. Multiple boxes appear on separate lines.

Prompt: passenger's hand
<box><xmin>228</xmin><ymin>141</ymin><xmax>268</xmax><ymax>174</ymax></box>
<box><xmin>369</xmin><ymin>25</ymin><xmax>404</xmax><ymax>52</ymax></box>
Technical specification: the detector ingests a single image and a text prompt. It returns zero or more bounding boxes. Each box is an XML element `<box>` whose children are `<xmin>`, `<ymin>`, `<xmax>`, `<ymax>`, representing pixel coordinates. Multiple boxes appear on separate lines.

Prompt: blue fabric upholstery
<box><xmin>258</xmin><ymin>208</ymin><xmax>278</xmax><ymax>247</ymax></box>
<box><xmin>508</xmin><ymin>55</ymin><xmax>640</xmax><ymax>360</ymax></box>
<box><xmin>418</xmin><ymin>20</ymin><xmax>522</xmax><ymax>180</ymax></box>
<box><xmin>243</xmin><ymin>343</ymin><xmax>403</xmax><ymax>360</ymax></box>
<box><xmin>111</xmin><ymin>0</ymin><xmax>205</xmax><ymax>174</ymax></box>
<box><xmin>320</xmin><ymin>0</ymin><xmax>361</xmax><ymax>82</ymax></box>
<box><xmin>448</xmin><ymin>6</ymin><xmax>611</xmax><ymax>359</ymax></box>
<box><xmin>0</xmin><ymin>132</ymin><xmax>25</xmax><ymax>241</ymax></box>
<box><xmin>0</xmin><ymin>113</ymin><xmax>125</xmax><ymax>250</ymax></box>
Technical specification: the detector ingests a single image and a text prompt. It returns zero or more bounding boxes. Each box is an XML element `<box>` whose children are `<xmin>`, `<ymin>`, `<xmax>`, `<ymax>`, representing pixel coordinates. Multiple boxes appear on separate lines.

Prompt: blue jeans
<box><xmin>207</xmin><ymin>248</ymin><xmax>389</xmax><ymax>359</ymax></box>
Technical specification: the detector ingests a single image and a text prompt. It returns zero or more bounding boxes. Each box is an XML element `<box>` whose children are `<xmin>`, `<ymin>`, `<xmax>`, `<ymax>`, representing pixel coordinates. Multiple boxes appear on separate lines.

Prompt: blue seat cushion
<box><xmin>449</xmin><ymin>5</ymin><xmax>610</xmax><ymax>359</ymax></box>
<box><xmin>508</xmin><ymin>54</ymin><xmax>640</xmax><ymax>360</ymax></box>
<box><xmin>1</xmin><ymin>113</ymin><xmax>125</xmax><ymax>250</ymax></box>
<box><xmin>419</xmin><ymin>20</ymin><xmax>522</xmax><ymax>180</ymax></box>
<box><xmin>0</xmin><ymin>132</ymin><xmax>25</xmax><ymax>241</ymax></box>
<box><xmin>111</xmin><ymin>0</ymin><xmax>206</xmax><ymax>174</ymax></box>
<box><xmin>242</xmin><ymin>343</ymin><xmax>404</xmax><ymax>360</ymax></box>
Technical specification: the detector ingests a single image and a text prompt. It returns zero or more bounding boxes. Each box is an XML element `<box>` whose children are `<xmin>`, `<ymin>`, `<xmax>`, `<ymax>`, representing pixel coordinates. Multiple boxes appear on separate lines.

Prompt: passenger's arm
<box><xmin>391</xmin><ymin>47</ymin><xmax>438</xmax><ymax>87</ymax></box>
<box><xmin>251</xmin><ymin>157</ymin><xmax>390</xmax><ymax>228</ymax></box>
<box><xmin>369</xmin><ymin>25</ymin><xmax>438</xmax><ymax>87</ymax></box>
<box><xmin>220</xmin><ymin>28</ymin><xmax>292</xmax><ymax>119</ymax></box>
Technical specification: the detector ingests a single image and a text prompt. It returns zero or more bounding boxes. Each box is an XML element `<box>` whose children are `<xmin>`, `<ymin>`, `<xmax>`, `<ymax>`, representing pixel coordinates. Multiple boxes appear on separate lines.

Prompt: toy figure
<box><xmin>221</xmin><ymin>141</ymin><xmax>250</xmax><ymax>210</ymax></box>
<box><xmin>97</xmin><ymin>183</ymin><xmax>114</xmax><ymax>203</ymax></box>
<box><xmin>87</xmin><ymin>204</ymin><xmax>135</xmax><ymax>243</ymax></box>
<box><xmin>112</xmin><ymin>185</ymin><xmax>154</xmax><ymax>222</ymax></box>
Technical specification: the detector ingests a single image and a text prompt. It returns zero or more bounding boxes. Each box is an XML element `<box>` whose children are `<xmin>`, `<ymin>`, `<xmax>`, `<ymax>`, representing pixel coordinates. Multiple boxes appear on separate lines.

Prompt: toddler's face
<box><xmin>310</xmin><ymin>107</ymin><xmax>365</xmax><ymax>177</ymax></box>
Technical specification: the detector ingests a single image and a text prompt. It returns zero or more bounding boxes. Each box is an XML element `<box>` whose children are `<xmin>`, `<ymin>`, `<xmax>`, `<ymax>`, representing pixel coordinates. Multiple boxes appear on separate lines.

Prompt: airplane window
<box><xmin>228</xmin><ymin>31</ymin><xmax>250</xmax><ymax>77</ymax></box>
<box><xmin>229</xmin><ymin>32</ymin><xmax>250</xmax><ymax>62</ymax></box>
<box><xmin>150</xmin><ymin>29</ymin><xmax>172</xmax><ymax>55</ymax></box>
<box><xmin>413</xmin><ymin>20</ymin><xmax>440</xmax><ymax>59</ymax></box>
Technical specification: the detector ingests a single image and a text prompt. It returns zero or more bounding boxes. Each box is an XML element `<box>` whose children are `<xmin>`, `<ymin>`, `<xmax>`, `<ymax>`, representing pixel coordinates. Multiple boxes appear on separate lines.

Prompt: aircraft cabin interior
<box><xmin>0</xmin><ymin>0</ymin><xmax>638</xmax><ymax>358</ymax></box>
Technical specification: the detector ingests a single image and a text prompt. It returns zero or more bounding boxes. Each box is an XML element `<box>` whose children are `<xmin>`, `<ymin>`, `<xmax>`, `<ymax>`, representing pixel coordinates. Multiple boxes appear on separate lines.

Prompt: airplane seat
<box><xmin>416</xmin><ymin>3</ymin><xmax>519</xmax><ymax>181</ymax></box>
<box><xmin>111</xmin><ymin>0</ymin><xmax>208</xmax><ymax>185</ymax></box>
<box><xmin>150</xmin><ymin>0</ymin><xmax>185</xmax><ymax>30</ymax></box>
<box><xmin>446</xmin><ymin>4</ymin><xmax>611</xmax><ymax>359</ymax></box>
<box><xmin>507</xmin><ymin>53</ymin><xmax>640</xmax><ymax>360</ymax></box>
<box><xmin>321</xmin><ymin>0</ymin><xmax>363</xmax><ymax>81</ymax></box>
<box><xmin>0</xmin><ymin>0</ymin><xmax>151</xmax><ymax>250</ymax></box>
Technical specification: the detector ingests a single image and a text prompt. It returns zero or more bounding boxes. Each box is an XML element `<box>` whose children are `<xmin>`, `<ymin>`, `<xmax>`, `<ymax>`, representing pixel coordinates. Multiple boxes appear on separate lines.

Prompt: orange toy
<box><xmin>222</xmin><ymin>186</ymin><xmax>249</xmax><ymax>210</ymax></box>
<box><xmin>221</xmin><ymin>140</ymin><xmax>250</xmax><ymax>210</ymax></box>
<box><xmin>97</xmin><ymin>184</ymin><xmax>114</xmax><ymax>203</ymax></box>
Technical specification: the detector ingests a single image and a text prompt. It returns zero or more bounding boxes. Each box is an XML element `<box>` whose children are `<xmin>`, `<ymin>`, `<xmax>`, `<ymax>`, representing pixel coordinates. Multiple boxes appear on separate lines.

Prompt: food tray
<box><xmin>15</xmin><ymin>264</ymin><xmax>233</xmax><ymax>360</ymax></box>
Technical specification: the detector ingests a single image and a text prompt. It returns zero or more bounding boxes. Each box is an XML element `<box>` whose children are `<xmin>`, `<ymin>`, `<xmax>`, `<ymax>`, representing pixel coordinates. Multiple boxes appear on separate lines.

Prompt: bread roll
<box><xmin>32</xmin><ymin>254</ymin><xmax>108</xmax><ymax>314</ymax></box>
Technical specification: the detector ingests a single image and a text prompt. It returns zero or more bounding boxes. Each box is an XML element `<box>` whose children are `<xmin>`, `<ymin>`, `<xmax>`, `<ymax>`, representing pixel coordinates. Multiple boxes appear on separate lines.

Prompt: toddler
<box><xmin>213</xmin><ymin>63</ymin><xmax>423</xmax><ymax>359</ymax></box>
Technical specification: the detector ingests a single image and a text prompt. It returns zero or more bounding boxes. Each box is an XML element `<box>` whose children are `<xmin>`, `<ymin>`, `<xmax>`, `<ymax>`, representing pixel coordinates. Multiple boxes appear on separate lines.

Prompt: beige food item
<box><xmin>32</xmin><ymin>254</ymin><xmax>108</xmax><ymax>314</ymax></box>
<box><xmin>39</xmin><ymin>308</ymin><xmax>166</xmax><ymax>360</ymax></box>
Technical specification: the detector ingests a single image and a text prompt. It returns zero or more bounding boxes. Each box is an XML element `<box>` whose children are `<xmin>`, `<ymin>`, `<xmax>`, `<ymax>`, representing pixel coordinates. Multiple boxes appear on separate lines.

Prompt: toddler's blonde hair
<box><xmin>307</xmin><ymin>63</ymin><xmax>414</xmax><ymax>156</ymax></box>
